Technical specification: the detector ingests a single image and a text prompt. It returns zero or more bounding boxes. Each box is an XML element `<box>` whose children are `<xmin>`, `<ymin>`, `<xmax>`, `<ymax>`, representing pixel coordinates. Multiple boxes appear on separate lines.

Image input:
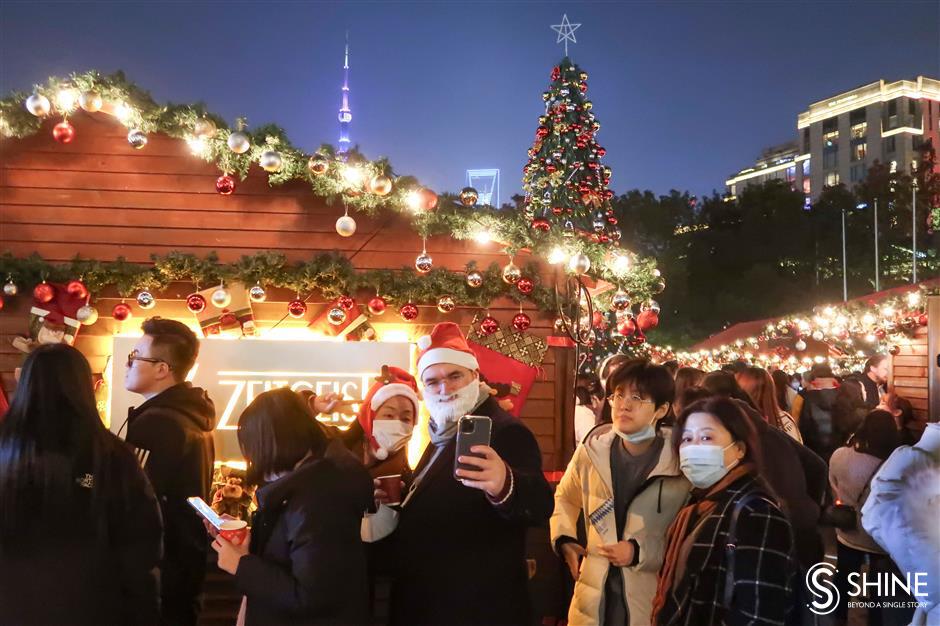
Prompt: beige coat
<box><xmin>550</xmin><ymin>426</ymin><xmax>691</xmax><ymax>626</ymax></box>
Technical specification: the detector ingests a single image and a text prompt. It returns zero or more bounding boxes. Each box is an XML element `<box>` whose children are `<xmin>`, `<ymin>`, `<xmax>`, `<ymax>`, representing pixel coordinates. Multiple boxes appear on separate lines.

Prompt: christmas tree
<box><xmin>523</xmin><ymin>57</ymin><xmax>618</xmax><ymax>246</ymax></box>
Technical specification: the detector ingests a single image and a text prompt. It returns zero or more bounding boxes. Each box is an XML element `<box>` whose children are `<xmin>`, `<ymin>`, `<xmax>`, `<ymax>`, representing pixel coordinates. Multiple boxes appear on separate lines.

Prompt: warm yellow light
<box><xmin>609</xmin><ymin>252</ymin><xmax>630</xmax><ymax>275</ymax></box>
<box><xmin>187</xmin><ymin>136</ymin><xmax>208</xmax><ymax>156</ymax></box>
<box><xmin>405</xmin><ymin>190</ymin><xmax>423</xmax><ymax>212</ymax></box>
<box><xmin>824</xmin><ymin>307</ymin><xmax>835</xmax><ymax>317</ymax></box>
<box><xmin>907</xmin><ymin>292</ymin><xmax>921</xmax><ymax>307</ymax></box>
<box><xmin>475</xmin><ymin>230</ymin><xmax>493</xmax><ymax>244</ymax></box>
<box><xmin>342</xmin><ymin>165</ymin><xmax>364</xmax><ymax>187</ymax></box>
<box><xmin>814</xmin><ymin>356</ymin><xmax>826</xmax><ymax>363</ymax></box>
<box><xmin>865</xmin><ymin>334</ymin><xmax>876</xmax><ymax>343</ymax></box>
<box><xmin>835</xmin><ymin>315</ymin><xmax>848</xmax><ymax>326</ymax></box>
<box><xmin>55</xmin><ymin>89</ymin><xmax>77</xmax><ymax>112</ymax></box>
<box><xmin>379</xmin><ymin>329</ymin><xmax>410</xmax><ymax>342</ymax></box>
<box><xmin>114</xmin><ymin>102</ymin><xmax>132</xmax><ymax>122</ymax></box>
<box><xmin>881</xmin><ymin>306</ymin><xmax>895</xmax><ymax>318</ymax></box>
<box><xmin>215</xmin><ymin>460</ymin><xmax>247</xmax><ymax>471</ymax></box>
<box><xmin>548</xmin><ymin>247</ymin><xmax>567</xmax><ymax>265</ymax></box>
<box><xmin>862</xmin><ymin>313</ymin><xmax>876</xmax><ymax>326</ymax></box>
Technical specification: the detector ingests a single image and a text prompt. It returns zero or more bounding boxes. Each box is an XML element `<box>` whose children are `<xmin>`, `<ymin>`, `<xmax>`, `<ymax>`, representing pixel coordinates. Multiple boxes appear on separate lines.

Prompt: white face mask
<box><xmin>679</xmin><ymin>442</ymin><xmax>740</xmax><ymax>489</ymax></box>
<box><xmin>425</xmin><ymin>380</ymin><xmax>479</xmax><ymax>429</ymax></box>
<box><xmin>371</xmin><ymin>419</ymin><xmax>414</xmax><ymax>458</ymax></box>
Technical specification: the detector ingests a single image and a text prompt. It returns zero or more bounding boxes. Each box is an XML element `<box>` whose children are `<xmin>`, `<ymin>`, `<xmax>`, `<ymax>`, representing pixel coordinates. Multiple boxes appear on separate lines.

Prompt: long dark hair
<box><xmin>770</xmin><ymin>369</ymin><xmax>791</xmax><ymax>411</ymax></box>
<box><xmin>238</xmin><ymin>387</ymin><xmax>329</xmax><ymax>486</ymax></box>
<box><xmin>850</xmin><ymin>410</ymin><xmax>901</xmax><ymax>460</ymax></box>
<box><xmin>0</xmin><ymin>344</ymin><xmax>126</xmax><ymax>546</ymax></box>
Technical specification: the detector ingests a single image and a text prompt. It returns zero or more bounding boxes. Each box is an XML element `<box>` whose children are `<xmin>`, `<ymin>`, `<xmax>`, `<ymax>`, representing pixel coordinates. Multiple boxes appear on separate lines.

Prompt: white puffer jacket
<box><xmin>550</xmin><ymin>425</ymin><xmax>690</xmax><ymax>626</ymax></box>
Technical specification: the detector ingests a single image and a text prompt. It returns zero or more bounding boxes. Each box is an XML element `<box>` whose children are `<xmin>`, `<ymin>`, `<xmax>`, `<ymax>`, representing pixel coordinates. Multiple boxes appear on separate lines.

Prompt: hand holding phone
<box><xmin>454</xmin><ymin>415</ymin><xmax>492</xmax><ymax>478</ymax></box>
<box><xmin>187</xmin><ymin>497</ymin><xmax>248</xmax><ymax>544</ymax></box>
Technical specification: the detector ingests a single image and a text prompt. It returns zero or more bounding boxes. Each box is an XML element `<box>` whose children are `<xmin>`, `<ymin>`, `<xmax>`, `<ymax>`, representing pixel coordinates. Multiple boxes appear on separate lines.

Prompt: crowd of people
<box><xmin>0</xmin><ymin>317</ymin><xmax>936</xmax><ymax>626</ymax></box>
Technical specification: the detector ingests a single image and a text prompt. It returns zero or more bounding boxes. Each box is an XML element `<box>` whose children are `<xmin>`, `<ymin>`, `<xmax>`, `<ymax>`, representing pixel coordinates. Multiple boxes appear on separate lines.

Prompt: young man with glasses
<box><xmin>124</xmin><ymin>317</ymin><xmax>215</xmax><ymax>626</ymax></box>
<box><xmin>551</xmin><ymin>360</ymin><xmax>691</xmax><ymax>626</ymax></box>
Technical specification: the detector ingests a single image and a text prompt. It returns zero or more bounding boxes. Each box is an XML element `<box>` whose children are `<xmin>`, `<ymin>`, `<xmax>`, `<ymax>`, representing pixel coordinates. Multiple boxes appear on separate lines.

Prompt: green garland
<box><xmin>0</xmin><ymin>70</ymin><xmax>661</xmax><ymax>303</ymax></box>
<box><xmin>0</xmin><ymin>251</ymin><xmax>561</xmax><ymax>313</ymax></box>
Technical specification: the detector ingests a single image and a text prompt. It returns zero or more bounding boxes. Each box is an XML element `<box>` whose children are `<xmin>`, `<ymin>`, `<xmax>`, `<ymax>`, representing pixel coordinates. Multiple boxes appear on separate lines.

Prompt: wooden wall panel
<box><xmin>891</xmin><ymin>327</ymin><xmax>930</xmax><ymax>420</ymax></box>
<box><xmin>0</xmin><ymin>113</ymin><xmax>575</xmax><ymax>470</ymax></box>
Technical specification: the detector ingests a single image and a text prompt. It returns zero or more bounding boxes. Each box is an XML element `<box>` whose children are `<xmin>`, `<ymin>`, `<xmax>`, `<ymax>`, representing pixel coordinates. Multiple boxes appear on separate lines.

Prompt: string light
<box><xmin>55</xmin><ymin>89</ymin><xmax>77</xmax><ymax>112</ymax></box>
<box><xmin>342</xmin><ymin>164</ymin><xmax>364</xmax><ymax>187</ymax></box>
<box><xmin>548</xmin><ymin>247</ymin><xmax>567</xmax><ymax>265</ymax></box>
<box><xmin>405</xmin><ymin>190</ymin><xmax>423</xmax><ymax>212</ymax></box>
<box><xmin>114</xmin><ymin>102</ymin><xmax>132</xmax><ymax>122</ymax></box>
<box><xmin>474</xmin><ymin>230</ymin><xmax>493</xmax><ymax>244</ymax></box>
<box><xmin>187</xmin><ymin>136</ymin><xmax>208</xmax><ymax>156</ymax></box>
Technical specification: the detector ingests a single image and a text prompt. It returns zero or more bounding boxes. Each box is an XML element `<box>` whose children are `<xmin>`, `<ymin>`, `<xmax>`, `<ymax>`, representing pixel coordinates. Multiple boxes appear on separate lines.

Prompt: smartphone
<box><xmin>454</xmin><ymin>415</ymin><xmax>492</xmax><ymax>479</ymax></box>
<box><xmin>187</xmin><ymin>496</ymin><xmax>225</xmax><ymax>529</ymax></box>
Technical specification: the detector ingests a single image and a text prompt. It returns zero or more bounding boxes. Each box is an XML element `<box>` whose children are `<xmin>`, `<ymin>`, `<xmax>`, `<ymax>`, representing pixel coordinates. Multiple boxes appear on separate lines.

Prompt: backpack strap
<box><xmin>723</xmin><ymin>491</ymin><xmax>784</xmax><ymax>609</ymax></box>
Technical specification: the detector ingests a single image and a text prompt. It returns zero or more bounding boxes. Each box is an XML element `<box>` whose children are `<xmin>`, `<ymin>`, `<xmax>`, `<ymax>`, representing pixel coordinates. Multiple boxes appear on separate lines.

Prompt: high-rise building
<box><xmin>337</xmin><ymin>33</ymin><xmax>351</xmax><ymax>155</ymax></box>
<box><xmin>725</xmin><ymin>141</ymin><xmax>808</xmax><ymax>200</ymax></box>
<box><xmin>726</xmin><ymin>76</ymin><xmax>940</xmax><ymax>201</ymax></box>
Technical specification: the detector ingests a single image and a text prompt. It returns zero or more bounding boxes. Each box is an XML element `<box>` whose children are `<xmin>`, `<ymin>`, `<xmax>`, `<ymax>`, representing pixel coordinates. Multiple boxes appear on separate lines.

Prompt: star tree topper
<box><xmin>551</xmin><ymin>14</ymin><xmax>581</xmax><ymax>56</ymax></box>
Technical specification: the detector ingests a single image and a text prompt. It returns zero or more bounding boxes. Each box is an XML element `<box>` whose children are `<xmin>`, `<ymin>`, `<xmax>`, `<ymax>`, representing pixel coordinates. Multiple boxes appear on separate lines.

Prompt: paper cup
<box><xmin>377</xmin><ymin>474</ymin><xmax>403</xmax><ymax>506</ymax></box>
<box><xmin>219</xmin><ymin>519</ymin><xmax>248</xmax><ymax>544</ymax></box>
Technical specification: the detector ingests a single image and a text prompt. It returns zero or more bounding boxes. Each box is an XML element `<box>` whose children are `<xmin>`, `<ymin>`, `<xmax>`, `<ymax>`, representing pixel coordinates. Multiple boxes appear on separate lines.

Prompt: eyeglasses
<box><xmin>607</xmin><ymin>392</ymin><xmax>654</xmax><ymax>407</ymax></box>
<box><xmin>127</xmin><ymin>350</ymin><xmax>171</xmax><ymax>369</ymax></box>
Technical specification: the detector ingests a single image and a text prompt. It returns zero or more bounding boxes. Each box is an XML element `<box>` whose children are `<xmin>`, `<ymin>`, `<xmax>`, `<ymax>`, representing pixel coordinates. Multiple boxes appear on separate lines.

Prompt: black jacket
<box><xmin>389</xmin><ymin>397</ymin><xmax>554</xmax><ymax>626</ymax></box>
<box><xmin>832</xmin><ymin>374</ymin><xmax>881</xmax><ymax>447</ymax></box>
<box><xmin>125</xmin><ymin>382</ymin><xmax>215</xmax><ymax>557</ymax></box>
<box><xmin>0</xmin><ymin>435</ymin><xmax>163</xmax><ymax>625</ymax></box>
<box><xmin>235</xmin><ymin>455</ymin><xmax>373</xmax><ymax>625</ymax></box>
<box><xmin>656</xmin><ymin>473</ymin><xmax>797</xmax><ymax>626</ymax></box>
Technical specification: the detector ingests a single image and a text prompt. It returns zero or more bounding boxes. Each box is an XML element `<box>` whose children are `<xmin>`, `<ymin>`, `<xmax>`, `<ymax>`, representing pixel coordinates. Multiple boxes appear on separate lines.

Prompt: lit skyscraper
<box><xmin>337</xmin><ymin>32</ymin><xmax>351</xmax><ymax>155</ymax></box>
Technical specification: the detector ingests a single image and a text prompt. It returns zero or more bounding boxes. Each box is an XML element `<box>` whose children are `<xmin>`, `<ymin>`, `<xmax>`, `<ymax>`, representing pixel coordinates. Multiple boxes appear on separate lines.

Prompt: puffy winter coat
<box><xmin>551</xmin><ymin>426</ymin><xmax>691</xmax><ymax>626</ymax></box>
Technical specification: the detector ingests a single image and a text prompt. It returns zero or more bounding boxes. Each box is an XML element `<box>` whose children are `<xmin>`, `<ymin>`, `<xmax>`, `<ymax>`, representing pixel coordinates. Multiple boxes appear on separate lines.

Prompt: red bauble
<box><xmin>579</xmin><ymin>82</ymin><xmax>588</xmax><ymax>93</ymax></box>
<box><xmin>551</xmin><ymin>206</ymin><xmax>564</xmax><ymax>216</ymax></box>
<box><xmin>592</xmin><ymin>311</ymin><xmax>606</xmax><ymax>329</ymax></box>
<box><xmin>875</xmin><ymin>328</ymin><xmax>887</xmax><ymax>340</ymax></box>
<box><xmin>512</xmin><ymin>312</ymin><xmax>531</xmax><ymax>332</ymax></box>
<box><xmin>480</xmin><ymin>315</ymin><xmax>499</xmax><ymax>335</ymax></box>
<box><xmin>531</xmin><ymin>218</ymin><xmax>550</xmax><ymax>232</ymax></box>
<box><xmin>368</xmin><ymin>296</ymin><xmax>387</xmax><ymax>316</ymax></box>
<box><xmin>536</xmin><ymin>126</ymin><xmax>549</xmax><ymax>139</ymax></box>
<box><xmin>337</xmin><ymin>295</ymin><xmax>355</xmax><ymax>310</ymax></box>
<box><xmin>421</xmin><ymin>188</ymin><xmax>438</xmax><ymax>211</ymax></box>
<box><xmin>918</xmin><ymin>314</ymin><xmax>929</xmax><ymax>326</ymax></box>
<box><xmin>287</xmin><ymin>299</ymin><xmax>308</xmax><ymax>318</ymax></box>
<box><xmin>597</xmin><ymin>147</ymin><xmax>607</xmax><ymax>157</ymax></box>
<box><xmin>546</xmin><ymin>164</ymin><xmax>557</xmax><ymax>174</ymax></box>
<box><xmin>618</xmin><ymin>317</ymin><xmax>637</xmax><ymax>337</ymax></box>
<box><xmin>399</xmin><ymin>303</ymin><xmax>419</xmax><ymax>321</ymax></box>
<box><xmin>637</xmin><ymin>310</ymin><xmax>660</xmax><ymax>332</ymax></box>
<box><xmin>215</xmin><ymin>175</ymin><xmax>236</xmax><ymax>195</ymax></box>
<box><xmin>186</xmin><ymin>293</ymin><xmax>207</xmax><ymax>313</ymax></box>
<box><xmin>0</xmin><ymin>295</ymin><xmax>4</xmax><ymax>311</ymax></box>
<box><xmin>608</xmin><ymin>216</ymin><xmax>618</xmax><ymax>225</ymax></box>
<box><xmin>53</xmin><ymin>120</ymin><xmax>75</xmax><ymax>143</ymax></box>
<box><xmin>551</xmin><ymin>66</ymin><xmax>560</xmax><ymax>81</ymax></box>
<box><xmin>516</xmin><ymin>277</ymin><xmax>534</xmax><ymax>295</ymax></box>
<box><xmin>66</xmin><ymin>279</ymin><xmax>88</xmax><ymax>300</ymax></box>
<box><xmin>112</xmin><ymin>302</ymin><xmax>132</xmax><ymax>322</ymax></box>
<box><xmin>33</xmin><ymin>282</ymin><xmax>55</xmax><ymax>303</ymax></box>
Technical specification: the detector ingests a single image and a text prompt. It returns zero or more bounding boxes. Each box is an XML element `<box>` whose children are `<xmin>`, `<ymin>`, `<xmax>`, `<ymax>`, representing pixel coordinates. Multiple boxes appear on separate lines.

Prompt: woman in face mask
<box><xmin>551</xmin><ymin>360</ymin><xmax>692</xmax><ymax>626</ymax></box>
<box><xmin>650</xmin><ymin>397</ymin><xmax>798</xmax><ymax>626</ymax></box>
<box><xmin>355</xmin><ymin>366</ymin><xmax>421</xmax><ymax>478</ymax></box>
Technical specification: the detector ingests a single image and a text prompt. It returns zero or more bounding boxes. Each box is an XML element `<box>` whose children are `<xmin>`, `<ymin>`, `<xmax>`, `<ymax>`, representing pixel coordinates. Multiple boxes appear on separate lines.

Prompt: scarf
<box><xmin>650</xmin><ymin>462</ymin><xmax>755</xmax><ymax>625</ymax></box>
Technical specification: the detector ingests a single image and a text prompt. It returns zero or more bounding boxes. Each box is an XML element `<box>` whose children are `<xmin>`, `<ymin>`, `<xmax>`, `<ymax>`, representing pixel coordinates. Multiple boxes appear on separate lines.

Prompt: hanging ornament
<box><xmin>637</xmin><ymin>310</ymin><xmax>660</xmax><ymax>332</ymax></box>
<box><xmin>592</xmin><ymin>311</ymin><xmax>606</xmax><ymax>329</ymax></box>
<box><xmin>287</xmin><ymin>299</ymin><xmax>308</xmax><ymax>318</ymax></box>
<box><xmin>918</xmin><ymin>314</ymin><xmax>928</xmax><ymax>326</ymax></box>
<box><xmin>127</xmin><ymin>129</ymin><xmax>147</xmax><ymax>149</ymax></box>
<box><xmin>186</xmin><ymin>293</ymin><xmax>207</xmax><ymax>313</ymax></box>
<box><xmin>227</xmin><ymin>131</ymin><xmax>251</xmax><ymax>154</ymax></box>
<box><xmin>399</xmin><ymin>303</ymin><xmax>419</xmax><ymax>321</ymax></box>
<box><xmin>480</xmin><ymin>315</ymin><xmax>499</xmax><ymax>335</ymax></box>
<box><xmin>53</xmin><ymin>120</ymin><xmax>75</xmax><ymax>143</ymax></box>
<box><xmin>112</xmin><ymin>302</ymin><xmax>132</xmax><ymax>322</ymax></box>
<box><xmin>215</xmin><ymin>174</ymin><xmax>236</xmax><ymax>195</ymax></box>
<box><xmin>516</xmin><ymin>277</ymin><xmax>534</xmax><ymax>295</ymax></box>
<box><xmin>611</xmin><ymin>290</ymin><xmax>630</xmax><ymax>311</ymax></box>
<box><xmin>466</xmin><ymin>271</ymin><xmax>484</xmax><ymax>288</ymax></box>
<box><xmin>437</xmin><ymin>295</ymin><xmax>456</xmax><ymax>313</ymax></box>
<box><xmin>512</xmin><ymin>312</ymin><xmax>531</xmax><ymax>332</ymax></box>
<box><xmin>618</xmin><ymin>316</ymin><xmax>637</xmax><ymax>337</ymax></box>
<box><xmin>502</xmin><ymin>261</ymin><xmax>521</xmax><ymax>284</ymax></box>
<box><xmin>193</xmin><ymin>118</ymin><xmax>217</xmax><ymax>139</ymax></box>
<box><xmin>794</xmin><ymin>339</ymin><xmax>807</xmax><ymax>352</ymax></box>
<box><xmin>421</xmin><ymin>188</ymin><xmax>439</xmax><ymax>211</ymax></box>
<box><xmin>646</xmin><ymin>300</ymin><xmax>662</xmax><ymax>314</ymax></box>
<box><xmin>328</xmin><ymin>307</ymin><xmax>347</xmax><ymax>325</ymax></box>
<box><xmin>889</xmin><ymin>345</ymin><xmax>901</xmax><ymax>356</ymax></box>
<box><xmin>335</xmin><ymin>214</ymin><xmax>357</xmax><ymax>237</ymax></box>
<box><xmin>568</xmin><ymin>253</ymin><xmax>591</xmax><ymax>275</ymax></box>
<box><xmin>33</xmin><ymin>282</ymin><xmax>55</xmax><ymax>303</ymax></box>
<box><xmin>415</xmin><ymin>251</ymin><xmax>433</xmax><ymax>274</ymax></box>
<box><xmin>65</xmin><ymin>280</ymin><xmax>88</xmax><ymax>300</ymax></box>
<box><xmin>368</xmin><ymin>174</ymin><xmax>393</xmax><ymax>196</ymax></box>
<box><xmin>79</xmin><ymin>91</ymin><xmax>103</xmax><ymax>113</ymax></box>
<box><xmin>3</xmin><ymin>279</ymin><xmax>17</xmax><ymax>296</ymax></box>
<box><xmin>307</xmin><ymin>153</ymin><xmax>329</xmax><ymax>175</ymax></box>
<box><xmin>26</xmin><ymin>93</ymin><xmax>51</xmax><ymax>117</ymax></box>
<box><xmin>367</xmin><ymin>296</ymin><xmax>387</xmax><ymax>316</ymax></box>
<box><xmin>593</xmin><ymin>215</ymin><xmax>606</xmax><ymax>232</ymax></box>
<box><xmin>531</xmin><ymin>218</ymin><xmax>551</xmax><ymax>232</ymax></box>
<box><xmin>76</xmin><ymin>304</ymin><xmax>99</xmax><ymax>325</ymax></box>
<box><xmin>332</xmin><ymin>295</ymin><xmax>353</xmax><ymax>311</ymax></box>
<box><xmin>459</xmin><ymin>187</ymin><xmax>479</xmax><ymax>206</ymax></box>
<box><xmin>211</xmin><ymin>285</ymin><xmax>231</xmax><ymax>308</ymax></box>
<box><xmin>259</xmin><ymin>150</ymin><xmax>282</xmax><ymax>173</ymax></box>
<box><xmin>652</xmin><ymin>278</ymin><xmax>666</xmax><ymax>294</ymax></box>
<box><xmin>136</xmin><ymin>291</ymin><xmax>156</xmax><ymax>310</ymax></box>
<box><xmin>249</xmin><ymin>283</ymin><xmax>266</xmax><ymax>303</ymax></box>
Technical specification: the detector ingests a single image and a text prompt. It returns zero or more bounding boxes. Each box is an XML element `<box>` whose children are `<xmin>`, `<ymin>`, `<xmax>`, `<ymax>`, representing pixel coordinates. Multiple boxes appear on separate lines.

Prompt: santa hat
<box><xmin>357</xmin><ymin>365</ymin><xmax>421</xmax><ymax>460</ymax></box>
<box><xmin>416</xmin><ymin>322</ymin><xmax>480</xmax><ymax>376</ymax></box>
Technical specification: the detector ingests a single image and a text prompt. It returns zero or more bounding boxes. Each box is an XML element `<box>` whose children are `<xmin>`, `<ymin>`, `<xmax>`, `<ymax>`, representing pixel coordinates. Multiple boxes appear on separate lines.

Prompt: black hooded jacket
<box><xmin>125</xmin><ymin>382</ymin><xmax>215</xmax><ymax>555</ymax></box>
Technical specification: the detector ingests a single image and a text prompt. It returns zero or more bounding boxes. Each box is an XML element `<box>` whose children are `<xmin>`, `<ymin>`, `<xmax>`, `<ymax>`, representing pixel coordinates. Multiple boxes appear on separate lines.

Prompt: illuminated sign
<box><xmin>109</xmin><ymin>336</ymin><xmax>412</xmax><ymax>460</ymax></box>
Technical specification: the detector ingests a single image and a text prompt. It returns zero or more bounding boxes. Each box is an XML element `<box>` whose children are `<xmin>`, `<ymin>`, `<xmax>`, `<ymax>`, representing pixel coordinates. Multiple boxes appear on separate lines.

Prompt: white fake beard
<box><xmin>425</xmin><ymin>382</ymin><xmax>480</xmax><ymax>428</ymax></box>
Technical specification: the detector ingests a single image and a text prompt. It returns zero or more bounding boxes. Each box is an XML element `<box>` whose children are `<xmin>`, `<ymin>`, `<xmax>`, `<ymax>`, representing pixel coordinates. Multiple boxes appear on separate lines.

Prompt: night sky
<box><xmin>1</xmin><ymin>1</ymin><xmax>937</xmax><ymax>201</ymax></box>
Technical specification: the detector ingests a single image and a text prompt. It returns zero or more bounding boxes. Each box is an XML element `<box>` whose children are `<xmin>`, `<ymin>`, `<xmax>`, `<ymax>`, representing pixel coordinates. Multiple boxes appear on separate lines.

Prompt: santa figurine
<box><xmin>12</xmin><ymin>283</ymin><xmax>85</xmax><ymax>354</ymax></box>
<box><xmin>355</xmin><ymin>365</ymin><xmax>421</xmax><ymax>478</ymax></box>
